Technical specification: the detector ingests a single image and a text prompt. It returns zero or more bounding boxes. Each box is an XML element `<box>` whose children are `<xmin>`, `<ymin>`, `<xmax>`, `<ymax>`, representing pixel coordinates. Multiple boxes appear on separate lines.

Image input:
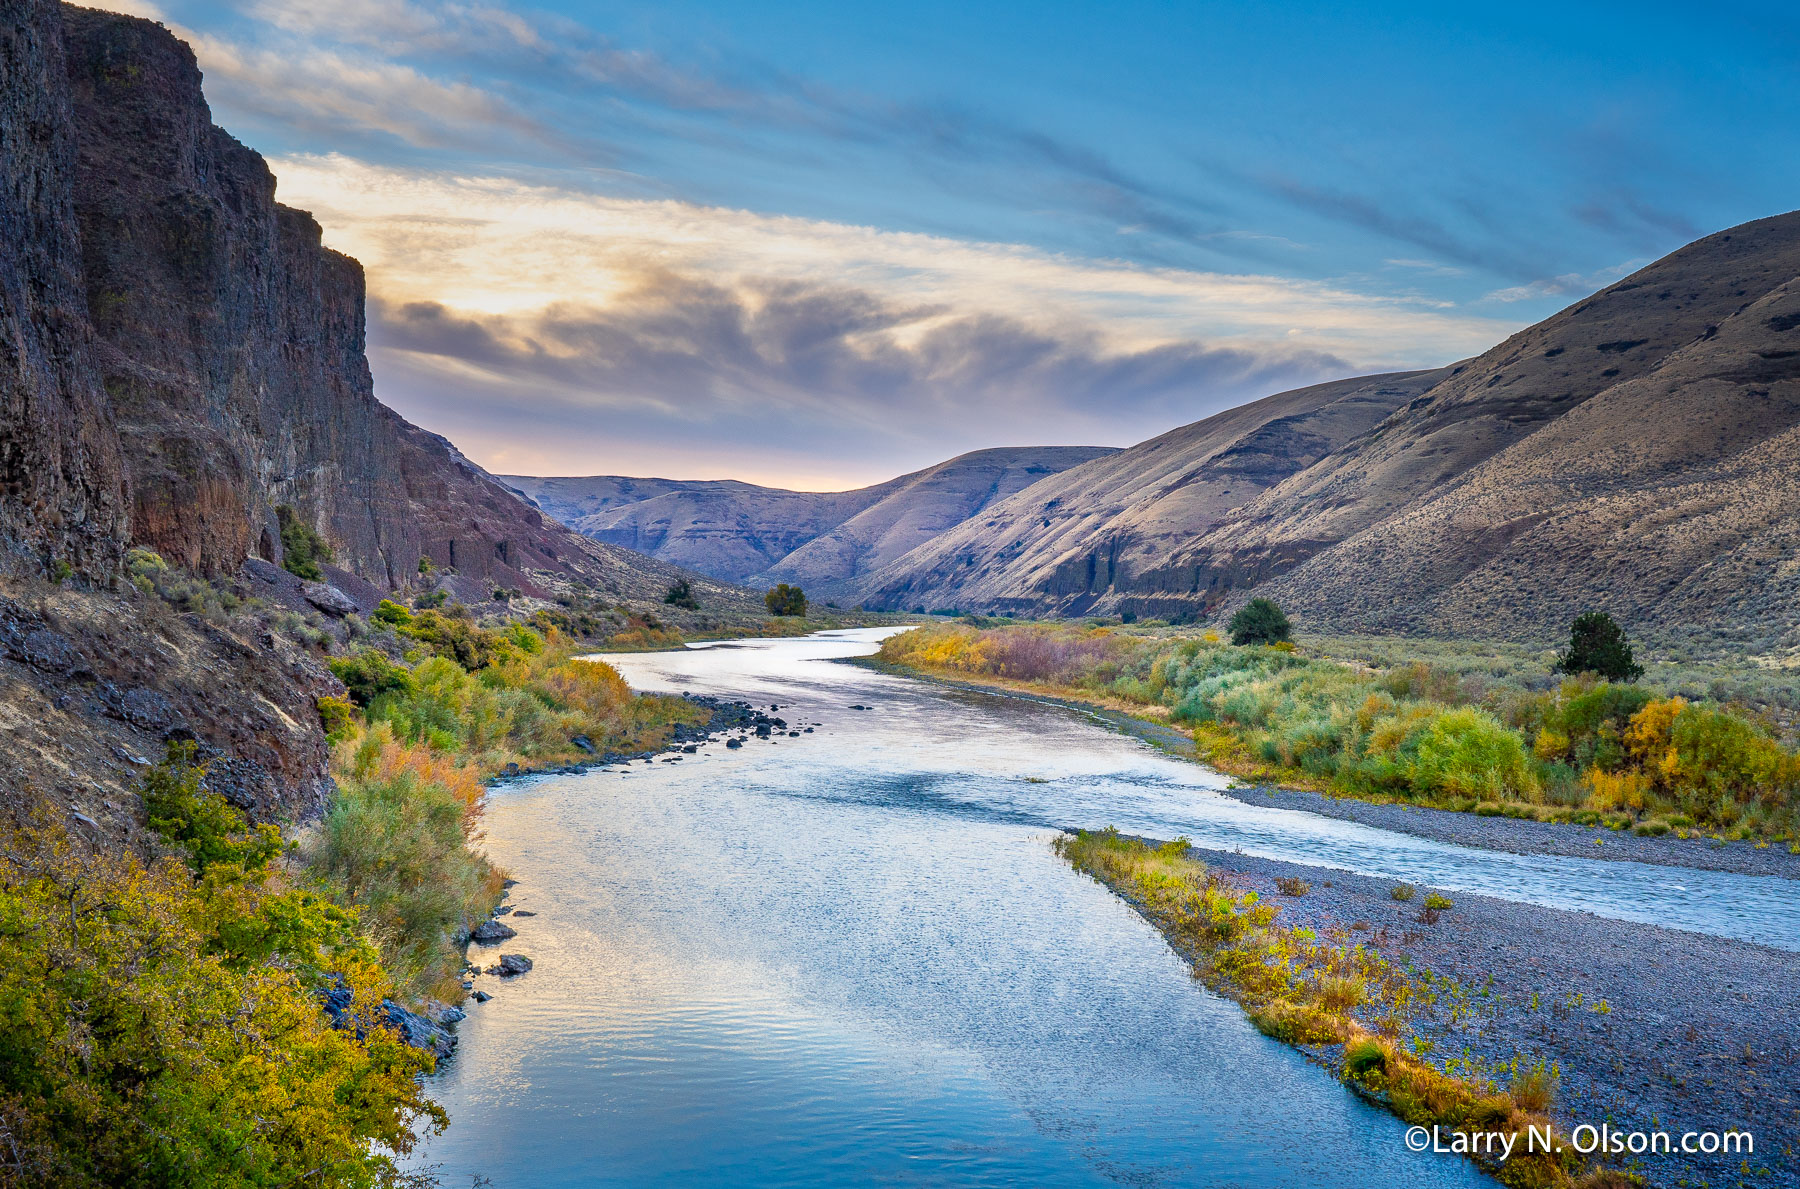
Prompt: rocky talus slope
<box><xmin>860</xmin><ymin>212</ymin><xmax>1800</xmax><ymax>642</ymax></box>
<box><xmin>506</xmin><ymin>445</ymin><xmax>1115</xmax><ymax>589</ymax></box>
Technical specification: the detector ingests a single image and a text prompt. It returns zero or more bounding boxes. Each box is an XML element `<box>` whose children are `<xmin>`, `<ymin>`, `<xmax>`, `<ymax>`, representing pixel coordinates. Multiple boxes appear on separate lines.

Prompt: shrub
<box><xmin>1554</xmin><ymin>611</ymin><xmax>1643</xmax><ymax>682</ymax></box>
<box><xmin>0</xmin><ymin>809</ymin><xmax>442</xmax><ymax>1186</ymax></box>
<box><xmin>1510</xmin><ymin>1059</ymin><xmax>1558</xmax><ymax>1113</ymax></box>
<box><xmin>1275</xmin><ymin>876</ymin><xmax>1311</xmax><ymax>896</ymax></box>
<box><xmin>664</xmin><ymin>577</ymin><xmax>700</xmax><ymax>610</ymax></box>
<box><xmin>765</xmin><ymin>583</ymin><xmax>807</xmax><ymax>617</ymax></box>
<box><xmin>140</xmin><ymin>741</ymin><xmax>282</xmax><ymax>874</ymax></box>
<box><xmin>1410</xmin><ymin>707</ymin><xmax>1536</xmax><ymax>798</ymax></box>
<box><xmin>1391</xmin><ymin>883</ymin><xmax>1415</xmax><ymax>902</ymax></box>
<box><xmin>1229</xmin><ymin>597</ymin><xmax>1291</xmax><ymax>646</ymax></box>
<box><xmin>276</xmin><ymin>504</ymin><xmax>333</xmax><ymax>581</ymax></box>
<box><xmin>1423</xmin><ymin>892</ymin><xmax>1453</xmax><ymax>910</ymax></box>
<box><xmin>329</xmin><ymin>649</ymin><xmax>417</xmax><ymax>707</ymax></box>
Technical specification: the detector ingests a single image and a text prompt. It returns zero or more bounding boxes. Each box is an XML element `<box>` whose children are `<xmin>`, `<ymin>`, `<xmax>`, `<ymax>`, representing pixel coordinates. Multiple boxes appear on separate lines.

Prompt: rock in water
<box><xmin>492</xmin><ymin>953</ymin><xmax>533</xmax><ymax>977</ymax></box>
<box><xmin>469</xmin><ymin>919</ymin><xmax>517</xmax><ymax>943</ymax></box>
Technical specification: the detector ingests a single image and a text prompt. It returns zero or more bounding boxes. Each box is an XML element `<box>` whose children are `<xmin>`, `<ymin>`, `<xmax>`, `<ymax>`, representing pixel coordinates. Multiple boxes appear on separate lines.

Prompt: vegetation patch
<box><xmin>879</xmin><ymin>622</ymin><xmax>1799</xmax><ymax>839</ymax></box>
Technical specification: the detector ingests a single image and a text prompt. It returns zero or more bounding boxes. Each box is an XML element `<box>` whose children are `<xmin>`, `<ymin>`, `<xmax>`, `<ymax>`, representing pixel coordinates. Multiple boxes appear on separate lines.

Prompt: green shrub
<box><xmin>140</xmin><ymin>741</ymin><xmax>281</xmax><ymax>875</ymax></box>
<box><xmin>765</xmin><ymin>583</ymin><xmax>807</xmax><ymax>617</ymax></box>
<box><xmin>1423</xmin><ymin>893</ymin><xmax>1453</xmax><ymax>910</ymax></box>
<box><xmin>1229</xmin><ymin>597</ymin><xmax>1291</xmax><ymax>646</ymax></box>
<box><xmin>1344</xmin><ymin>1039</ymin><xmax>1388</xmax><ymax>1079</ymax></box>
<box><xmin>664</xmin><ymin>578</ymin><xmax>700</xmax><ymax>610</ymax></box>
<box><xmin>329</xmin><ymin>649</ymin><xmax>417</xmax><ymax>707</ymax></box>
<box><xmin>1390</xmin><ymin>883</ymin><xmax>1415</xmax><ymax>902</ymax></box>
<box><xmin>275</xmin><ymin>505</ymin><xmax>333</xmax><ymax>581</ymax></box>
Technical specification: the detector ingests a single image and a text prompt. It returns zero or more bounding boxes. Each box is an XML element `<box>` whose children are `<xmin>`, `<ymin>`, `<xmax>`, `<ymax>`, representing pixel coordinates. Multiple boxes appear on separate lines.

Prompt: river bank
<box><xmin>860</xmin><ymin>657</ymin><xmax>1800</xmax><ymax>880</ymax></box>
<box><xmin>1078</xmin><ymin>835</ymin><xmax>1799</xmax><ymax>1189</ymax></box>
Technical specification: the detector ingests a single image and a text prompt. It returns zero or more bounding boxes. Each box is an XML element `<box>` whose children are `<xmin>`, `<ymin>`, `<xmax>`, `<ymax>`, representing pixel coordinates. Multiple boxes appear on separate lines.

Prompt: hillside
<box><xmin>859</xmin><ymin>212</ymin><xmax>1800</xmax><ymax>644</ymax></box>
<box><xmin>852</xmin><ymin>371</ymin><xmax>1446</xmax><ymax>612</ymax></box>
<box><xmin>505</xmin><ymin>445</ymin><xmax>1115</xmax><ymax>588</ymax></box>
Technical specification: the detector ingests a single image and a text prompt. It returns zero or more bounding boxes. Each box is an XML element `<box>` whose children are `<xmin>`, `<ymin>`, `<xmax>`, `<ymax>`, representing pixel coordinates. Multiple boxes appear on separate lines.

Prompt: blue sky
<box><xmin>97</xmin><ymin>0</ymin><xmax>1800</xmax><ymax>487</ymax></box>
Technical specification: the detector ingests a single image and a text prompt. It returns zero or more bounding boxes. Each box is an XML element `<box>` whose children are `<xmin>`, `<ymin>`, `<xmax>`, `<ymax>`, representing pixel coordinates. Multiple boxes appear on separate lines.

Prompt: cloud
<box><xmin>254</xmin><ymin>155</ymin><xmax>1523</xmax><ymax>484</ymax></box>
<box><xmin>1481</xmin><ymin>258</ymin><xmax>1648</xmax><ymax>304</ymax></box>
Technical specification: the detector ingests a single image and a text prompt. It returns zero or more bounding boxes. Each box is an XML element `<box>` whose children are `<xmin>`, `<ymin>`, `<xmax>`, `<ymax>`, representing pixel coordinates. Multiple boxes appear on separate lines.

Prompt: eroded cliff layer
<box><xmin>0</xmin><ymin>0</ymin><xmax>125</xmax><ymax>578</ymax></box>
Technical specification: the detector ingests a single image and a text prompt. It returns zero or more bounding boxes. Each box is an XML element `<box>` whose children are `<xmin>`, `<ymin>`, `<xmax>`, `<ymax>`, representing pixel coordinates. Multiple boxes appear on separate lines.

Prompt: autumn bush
<box><xmin>0</xmin><ymin>780</ymin><xmax>442</xmax><ymax>1187</ymax></box>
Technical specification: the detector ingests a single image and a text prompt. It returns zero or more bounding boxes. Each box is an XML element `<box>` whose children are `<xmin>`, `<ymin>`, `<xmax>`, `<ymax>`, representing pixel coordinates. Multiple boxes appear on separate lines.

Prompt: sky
<box><xmin>90</xmin><ymin>0</ymin><xmax>1800</xmax><ymax>489</ymax></box>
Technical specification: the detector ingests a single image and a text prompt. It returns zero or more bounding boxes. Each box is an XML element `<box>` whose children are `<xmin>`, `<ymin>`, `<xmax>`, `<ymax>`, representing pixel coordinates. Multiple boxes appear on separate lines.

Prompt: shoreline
<box><xmin>858</xmin><ymin>657</ymin><xmax>1800</xmax><ymax>880</ymax></box>
<box><xmin>1149</xmin><ymin>839</ymin><xmax>1800</xmax><ymax>1189</ymax></box>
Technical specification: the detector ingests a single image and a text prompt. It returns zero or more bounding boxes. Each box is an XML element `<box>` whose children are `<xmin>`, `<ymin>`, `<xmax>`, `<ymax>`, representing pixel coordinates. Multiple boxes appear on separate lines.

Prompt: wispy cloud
<box><xmin>263</xmin><ymin>156</ymin><xmax>1518</xmax><ymax>483</ymax></box>
<box><xmin>1481</xmin><ymin>258</ymin><xmax>1648</xmax><ymax>304</ymax></box>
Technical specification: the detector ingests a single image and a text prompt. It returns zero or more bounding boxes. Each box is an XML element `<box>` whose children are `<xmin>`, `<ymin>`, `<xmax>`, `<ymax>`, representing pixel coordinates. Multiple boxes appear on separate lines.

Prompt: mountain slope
<box><xmin>505</xmin><ymin>445</ymin><xmax>1116</xmax><ymax>586</ymax></box>
<box><xmin>754</xmin><ymin>446</ymin><xmax>1119</xmax><ymax>596</ymax></box>
<box><xmin>861</xmin><ymin>211</ymin><xmax>1800</xmax><ymax>642</ymax></box>
<box><xmin>853</xmin><ymin>371</ymin><xmax>1446</xmax><ymax>611</ymax></box>
<box><xmin>504</xmin><ymin>476</ymin><xmax>895</xmax><ymax>581</ymax></box>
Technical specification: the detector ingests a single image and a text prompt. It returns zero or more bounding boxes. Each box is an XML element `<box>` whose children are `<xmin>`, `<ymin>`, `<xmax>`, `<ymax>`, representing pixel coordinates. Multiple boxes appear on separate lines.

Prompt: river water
<box><xmin>409</xmin><ymin>628</ymin><xmax>1795</xmax><ymax>1187</ymax></box>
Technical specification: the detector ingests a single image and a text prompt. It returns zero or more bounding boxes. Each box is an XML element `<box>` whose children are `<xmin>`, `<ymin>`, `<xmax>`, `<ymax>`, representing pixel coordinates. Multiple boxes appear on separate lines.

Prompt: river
<box><xmin>408</xmin><ymin>628</ymin><xmax>1795</xmax><ymax>1187</ymax></box>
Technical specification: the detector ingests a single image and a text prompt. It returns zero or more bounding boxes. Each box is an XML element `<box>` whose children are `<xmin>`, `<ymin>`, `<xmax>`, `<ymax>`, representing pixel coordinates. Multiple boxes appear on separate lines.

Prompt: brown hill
<box><xmin>859</xmin><ymin>212</ymin><xmax>1800</xmax><ymax>645</ymax></box>
<box><xmin>505</xmin><ymin>446</ymin><xmax>1115</xmax><ymax>588</ymax></box>
<box><xmin>853</xmin><ymin>372</ymin><xmax>1445</xmax><ymax>611</ymax></box>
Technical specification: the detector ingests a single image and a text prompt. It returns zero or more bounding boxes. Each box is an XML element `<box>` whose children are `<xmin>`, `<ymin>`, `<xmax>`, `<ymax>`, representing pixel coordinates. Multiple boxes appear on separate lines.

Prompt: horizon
<box><xmin>86</xmin><ymin>0</ymin><xmax>1800</xmax><ymax>488</ymax></box>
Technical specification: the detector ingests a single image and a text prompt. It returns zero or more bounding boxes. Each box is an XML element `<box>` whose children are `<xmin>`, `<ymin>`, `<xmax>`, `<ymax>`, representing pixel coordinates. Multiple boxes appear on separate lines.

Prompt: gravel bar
<box><xmin>1174</xmin><ymin>843</ymin><xmax>1800</xmax><ymax>1189</ymax></box>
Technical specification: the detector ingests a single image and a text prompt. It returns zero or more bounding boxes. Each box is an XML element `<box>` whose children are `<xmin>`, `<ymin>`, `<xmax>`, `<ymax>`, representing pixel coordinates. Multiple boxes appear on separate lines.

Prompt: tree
<box><xmin>1555</xmin><ymin>611</ymin><xmax>1643</xmax><ymax>682</ymax></box>
<box><xmin>1228</xmin><ymin>597</ymin><xmax>1291</xmax><ymax>646</ymax></box>
<box><xmin>765</xmin><ymin>583</ymin><xmax>807</xmax><ymax>617</ymax></box>
<box><xmin>663</xmin><ymin>578</ymin><xmax>700</xmax><ymax>610</ymax></box>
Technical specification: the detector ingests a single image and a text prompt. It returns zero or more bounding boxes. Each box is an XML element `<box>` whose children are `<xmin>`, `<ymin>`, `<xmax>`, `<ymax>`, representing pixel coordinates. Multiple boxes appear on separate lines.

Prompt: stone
<box><xmin>300</xmin><ymin>581</ymin><xmax>358</xmax><ymax>618</ymax></box>
<box><xmin>469</xmin><ymin>919</ymin><xmax>517</xmax><ymax>943</ymax></box>
<box><xmin>571</xmin><ymin>734</ymin><xmax>595</xmax><ymax>753</ymax></box>
<box><xmin>493</xmin><ymin>953</ymin><xmax>532</xmax><ymax>977</ymax></box>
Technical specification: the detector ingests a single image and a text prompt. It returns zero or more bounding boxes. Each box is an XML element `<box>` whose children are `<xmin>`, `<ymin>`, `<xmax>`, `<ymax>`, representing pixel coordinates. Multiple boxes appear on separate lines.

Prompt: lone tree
<box><xmin>765</xmin><ymin>583</ymin><xmax>807</xmax><ymax>617</ymax></box>
<box><xmin>1228</xmin><ymin>597</ymin><xmax>1291</xmax><ymax>646</ymax></box>
<box><xmin>1555</xmin><ymin>611</ymin><xmax>1643</xmax><ymax>682</ymax></box>
<box><xmin>663</xmin><ymin>577</ymin><xmax>700</xmax><ymax>610</ymax></box>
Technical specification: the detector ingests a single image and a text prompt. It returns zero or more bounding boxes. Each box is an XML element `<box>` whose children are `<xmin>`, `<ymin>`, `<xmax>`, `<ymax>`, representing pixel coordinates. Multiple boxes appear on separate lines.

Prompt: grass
<box><xmin>1055</xmin><ymin>829</ymin><xmax>1614</xmax><ymax>1188</ymax></box>
<box><xmin>880</xmin><ymin>622</ymin><xmax>1800</xmax><ymax>840</ymax></box>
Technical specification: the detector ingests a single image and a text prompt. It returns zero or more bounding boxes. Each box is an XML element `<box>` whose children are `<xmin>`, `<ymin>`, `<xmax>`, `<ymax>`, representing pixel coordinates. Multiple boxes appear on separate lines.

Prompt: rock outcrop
<box><xmin>0</xmin><ymin>0</ymin><xmax>127</xmax><ymax>579</ymax></box>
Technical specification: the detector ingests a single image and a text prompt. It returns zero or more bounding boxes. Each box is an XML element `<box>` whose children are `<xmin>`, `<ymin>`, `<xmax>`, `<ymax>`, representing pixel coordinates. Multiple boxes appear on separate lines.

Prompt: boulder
<box><xmin>300</xmin><ymin>581</ymin><xmax>359</xmax><ymax>618</ymax></box>
<box><xmin>571</xmin><ymin>734</ymin><xmax>595</xmax><ymax>753</ymax></box>
<box><xmin>491</xmin><ymin>953</ymin><xmax>532</xmax><ymax>977</ymax></box>
<box><xmin>469</xmin><ymin>919</ymin><xmax>517</xmax><ymax>943</ymax></box>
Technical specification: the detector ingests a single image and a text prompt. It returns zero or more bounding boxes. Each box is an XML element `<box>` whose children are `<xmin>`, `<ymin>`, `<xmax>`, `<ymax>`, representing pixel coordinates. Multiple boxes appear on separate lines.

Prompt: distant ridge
<box><xmin>504</xmin><ymin>445</ymin><xmax>1117</xmax><ymax>592</ymax></box>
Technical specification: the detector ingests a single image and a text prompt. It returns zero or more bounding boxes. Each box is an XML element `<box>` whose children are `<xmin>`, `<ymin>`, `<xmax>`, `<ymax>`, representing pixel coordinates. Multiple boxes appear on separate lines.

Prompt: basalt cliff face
<box><xmin>0</xmin><ymin>2</ymin><xmax>748</xmax><ymax>838</ymax></box>
<box><xmin>0</xmin><ymin>1</ymin><xmax>127</xmax><ymax>578</ymax></box>
<box><xmin>51</xmin><ymin>4</ymin><xmax>738</xmax><ymax>609</ymax></box>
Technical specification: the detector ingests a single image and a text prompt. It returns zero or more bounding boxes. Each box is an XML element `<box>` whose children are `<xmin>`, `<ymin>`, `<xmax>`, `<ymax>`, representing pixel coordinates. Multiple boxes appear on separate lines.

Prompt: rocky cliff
<box><xmin>0</xmin><ymin>0</ymin><xmax>126</xmax><ymax>579</ymax></box>
<box><xmin>55</xmin><ymin>5</ymin><xmax>744</xmax><ymax>610</ymax></box>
